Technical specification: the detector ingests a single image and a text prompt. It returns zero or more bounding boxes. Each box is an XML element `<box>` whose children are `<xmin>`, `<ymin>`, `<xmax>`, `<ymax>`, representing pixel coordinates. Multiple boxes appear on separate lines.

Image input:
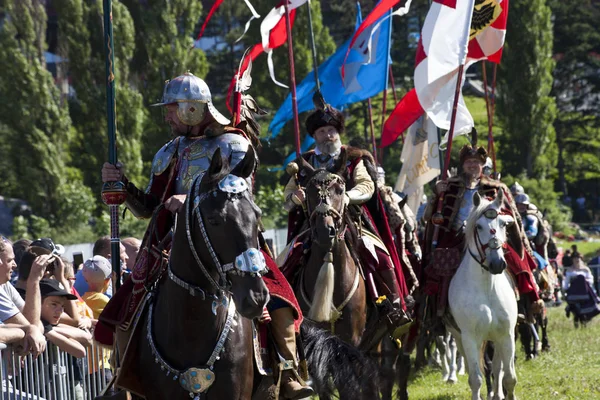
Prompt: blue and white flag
<box><xmin>267</xmin><ymin>2</ymin><xmax>393</xmax><ymax>139</ymax></box>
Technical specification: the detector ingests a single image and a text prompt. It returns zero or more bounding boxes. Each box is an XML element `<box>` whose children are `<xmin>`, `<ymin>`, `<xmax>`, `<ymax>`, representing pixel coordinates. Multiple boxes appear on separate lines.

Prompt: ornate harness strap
<box><xmin>150</xmin><ymin>171</ymin><xmax>268</xmax><ymax>398</ymax></box>
<box><xmin>146</xmin><ymin>294</ymin><xmax>236</xmax><ymax>398</ymax></box>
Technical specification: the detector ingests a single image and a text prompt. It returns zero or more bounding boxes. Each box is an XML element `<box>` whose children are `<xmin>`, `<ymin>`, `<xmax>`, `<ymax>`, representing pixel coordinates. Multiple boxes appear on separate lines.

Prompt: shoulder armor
<box><xmin>151</xmin><ymin>139</ymin><xmax>178</xmax><ymax>176</ymax></box>
<box><xmin>214</xmin><ymin>133</ymin><xmax>250</xmax><ymax>169</ymax></box>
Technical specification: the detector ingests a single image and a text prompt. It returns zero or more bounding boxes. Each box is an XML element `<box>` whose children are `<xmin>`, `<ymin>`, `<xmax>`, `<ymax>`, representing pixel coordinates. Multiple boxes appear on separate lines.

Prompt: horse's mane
<box><xmin>463</xmin><ymin>196</ymin><xmax>494</xmax><ymax>242</ymax></box>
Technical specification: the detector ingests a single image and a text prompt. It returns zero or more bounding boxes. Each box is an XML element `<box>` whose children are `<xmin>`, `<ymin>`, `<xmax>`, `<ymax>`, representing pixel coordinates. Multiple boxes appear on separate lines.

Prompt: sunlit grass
<box><xmin>406</xmin><ymin>306</ymin><xmax>600</xmax><ymax>399</ymax></box>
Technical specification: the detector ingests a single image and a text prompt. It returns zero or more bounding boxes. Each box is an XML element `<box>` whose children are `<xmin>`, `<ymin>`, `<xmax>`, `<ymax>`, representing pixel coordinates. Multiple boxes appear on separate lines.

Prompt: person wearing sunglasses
<box><xmin>422</xmin><ymin>143</ymin><xmax>544</xmax><ymax>321</ymax></box>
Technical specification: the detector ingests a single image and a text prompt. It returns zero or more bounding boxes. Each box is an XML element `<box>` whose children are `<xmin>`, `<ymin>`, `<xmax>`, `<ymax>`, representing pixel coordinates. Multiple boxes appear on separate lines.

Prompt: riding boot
<box><xmin>270</xmin><ymin>307</ymin><xmax>314</xmax><ymax>400</ymax></box>
<box><xmin>374</xmin><ymin>269</ymin><xmax>413</xmax><ymax>339</ymax></box>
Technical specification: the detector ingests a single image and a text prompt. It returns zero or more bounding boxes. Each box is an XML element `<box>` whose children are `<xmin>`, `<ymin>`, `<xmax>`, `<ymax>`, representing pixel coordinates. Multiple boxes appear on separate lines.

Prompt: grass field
<box><xmin>555</xmin><ymin>240</ymin><xmax>600</xmax><ymax>261</ymax></box>
<box><xmin>407</xmin><ymin>306</ymin><xmax>600</xmax><ymax>400</ymax></box>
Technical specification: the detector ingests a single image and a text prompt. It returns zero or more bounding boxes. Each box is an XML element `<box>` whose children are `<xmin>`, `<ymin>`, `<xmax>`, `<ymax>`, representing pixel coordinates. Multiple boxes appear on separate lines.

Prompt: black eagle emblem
<box><xmin>470</xmin><ymin>0</ymin><xmax>502</xmax><ymax>40</ymax></box>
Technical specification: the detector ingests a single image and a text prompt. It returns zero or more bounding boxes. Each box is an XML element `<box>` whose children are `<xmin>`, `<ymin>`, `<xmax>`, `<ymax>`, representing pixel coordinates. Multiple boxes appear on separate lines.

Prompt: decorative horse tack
<box><xmin>146</xmin><ymin>295</ymin><xmax>237</xmax><ymax>399</ymax></box>
<box><xmin>468</xmin><ymin>206</ymin><xmax>508</xmax><ymax>272</ymax></box>
<box><xmin>149</xmin><ymin>172</ymin><xmax>265</xmax><ymax>397</ymax></box>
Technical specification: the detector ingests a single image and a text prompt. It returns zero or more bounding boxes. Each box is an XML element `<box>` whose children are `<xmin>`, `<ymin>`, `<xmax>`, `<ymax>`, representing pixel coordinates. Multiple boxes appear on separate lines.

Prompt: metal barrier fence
<box><xmin>1</xmin><ymin>341</ymin><xmax>110</xmax><ymax>400</ymax></box>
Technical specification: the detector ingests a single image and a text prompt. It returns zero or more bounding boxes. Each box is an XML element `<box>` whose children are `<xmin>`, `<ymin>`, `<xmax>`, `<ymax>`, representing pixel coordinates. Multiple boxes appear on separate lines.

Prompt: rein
<box><xmin>149</xmin><ymin>172</ymin><xmax>267</xmax><ymax>398</ymax></box>
<box><xmin>183</xmin><ymin>173</ymin><xmax>268</xmax><ymax>297</ymax></box>
<box><xmin>468</xmin><ymin>207</ymin><xmax>506</xmax><ymax>272</ymax></box>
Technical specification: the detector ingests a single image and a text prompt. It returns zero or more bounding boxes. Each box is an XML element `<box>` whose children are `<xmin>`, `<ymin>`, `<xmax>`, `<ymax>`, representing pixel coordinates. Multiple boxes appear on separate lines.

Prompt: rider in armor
<box><xmin>423</xmin><ymin>144</ymin><xmax>544</xmax><ymax>319</ymax></box>
<box><xmin>98</xmin><ymin>72</ymin><xmax>313</xmax><ymax>399</ymax></box>
<box><xmin>281</xmin><ymin>107</ymin><xmax>412</xmax><ymax>339</ymax></box>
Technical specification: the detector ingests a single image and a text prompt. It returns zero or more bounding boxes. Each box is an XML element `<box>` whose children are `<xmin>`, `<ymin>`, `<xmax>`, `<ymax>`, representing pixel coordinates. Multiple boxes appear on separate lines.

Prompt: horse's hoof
<box><xmin>446</xmin><ymin>377</ymin><xmax>457</xmax><ymax>384</ymax></box>
<box><xmin>525</xmin><ymin>353</ymin><xmax>535</xmax><ymax>361</ymax></box>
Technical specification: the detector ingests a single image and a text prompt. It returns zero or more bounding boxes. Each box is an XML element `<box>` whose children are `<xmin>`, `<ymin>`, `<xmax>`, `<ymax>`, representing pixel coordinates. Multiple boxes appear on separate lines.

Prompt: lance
<box><xmin>430</xmin><ymin>64</ymin><xmax>466</xmax><ymax>247</ymax></box>
<box><xmin>284</xmin><ymin>1</ymin><xmax>302</xmax><ymax>158</ymax></box>
<box><xmin>482</xmin><ymin>61</ymin><xmax>498</xmax><ymax>173</ymax></box>
<box><xmin>100</xmin><ymin>0</ymin><xmax>127</xmax><ymax>290</ymax></box>
<box><xmin>306</xmin><ymin>0</ymin><xmax>326</xmax><ymax>109</ymax></box>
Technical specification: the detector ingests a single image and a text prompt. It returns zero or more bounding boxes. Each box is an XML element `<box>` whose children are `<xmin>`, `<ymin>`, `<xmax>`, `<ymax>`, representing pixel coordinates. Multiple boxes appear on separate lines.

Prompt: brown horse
<box><xmin>115</xmin><ymin>147</ymin><xmax>271</xmax><ymax>399</ymax></box>
<box><xmin>296</xmin><ymin>158</ymin><xmax>367</xmax><ymax>348</ymax></box>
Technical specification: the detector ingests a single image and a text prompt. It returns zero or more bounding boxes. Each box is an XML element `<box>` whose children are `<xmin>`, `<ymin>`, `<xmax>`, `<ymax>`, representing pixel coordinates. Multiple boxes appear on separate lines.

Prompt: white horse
<box><xmin>447</xmin><ymin>191</ymin><xmax>518</xmax><ymax>400</ymax></box>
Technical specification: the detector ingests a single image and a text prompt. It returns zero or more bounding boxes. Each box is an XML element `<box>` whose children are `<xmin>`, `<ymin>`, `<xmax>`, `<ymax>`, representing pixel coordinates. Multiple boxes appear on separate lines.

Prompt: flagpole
<box><xmin>100</xmin><ymin>0</ymin><xmax>126</xmax><ymax>290</ymax></box>
<box><xmin>490</xmin><ymin>63</ymin><xmax>498</xmax><ymax>173</ymax></box>
<box><xmin>367</xmin><ymin>98</ymin><xmax>379</xmax><ymax>165</ymax></box>
<box><xmin>431</xmin><ymin>64</ymin><xmax>465</xmax><ymax>247</ymax></box>
<box><xmin>306</xmin><ymin>0</ymin><xmax>321</xmax><ymax>94</ymax></box>
<box><xmin>388</xmin><ymin>65</ymin><xmax>398</xmax><ymax>103</ymax></box>
<box><xmin>481</xmin><ymin>61</ymin><xmax>497</xmax><ymax>173</ymax></box>
<box><xmin>284</xmin><ymin>1</ymin><xmax>302</xmax><ymax>158</ymax></box>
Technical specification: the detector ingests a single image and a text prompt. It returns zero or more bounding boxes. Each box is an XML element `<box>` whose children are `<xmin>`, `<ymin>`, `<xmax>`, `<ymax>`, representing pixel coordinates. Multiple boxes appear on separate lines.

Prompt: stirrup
<box><xmin>274</xmin><ymin>359</ymin><xmax>312</xmax><ymax>400</ymax></box>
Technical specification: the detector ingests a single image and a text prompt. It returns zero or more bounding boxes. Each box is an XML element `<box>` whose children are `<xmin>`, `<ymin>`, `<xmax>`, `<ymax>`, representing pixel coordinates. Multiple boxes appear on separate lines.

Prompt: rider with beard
<box><xmin>281</xmin><ymin>107</ymin><xmax>412</xmax><ymax>340</ymax></box>
<box><xmin>98</xmin><ymin>72</ymin><xmax>312</xmax><ymax>399</ymax></box>
<box><xmin>423</xmin><ymin>144</ymin><xmax>544</xmax><ymax>321</ymax></box>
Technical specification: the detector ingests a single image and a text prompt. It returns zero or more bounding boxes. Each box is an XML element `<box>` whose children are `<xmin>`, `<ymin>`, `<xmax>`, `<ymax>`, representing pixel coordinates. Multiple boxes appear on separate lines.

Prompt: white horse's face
<box><xmin>469</xmin><ymin>191</ymin><xmax>514</xmax><ymax>274</ymax></box>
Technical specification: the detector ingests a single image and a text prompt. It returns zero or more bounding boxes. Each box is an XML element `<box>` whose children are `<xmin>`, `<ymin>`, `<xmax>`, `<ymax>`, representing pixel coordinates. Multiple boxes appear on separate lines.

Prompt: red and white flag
<box><xmin>381</xmin><ymin>0</ymin><xmax>509</xmax><ymax>148</ymax></box>
<box><xmin>226</xmin><ymin>0</ymin><xmax>307</xmax><ymax>112</ymax></box>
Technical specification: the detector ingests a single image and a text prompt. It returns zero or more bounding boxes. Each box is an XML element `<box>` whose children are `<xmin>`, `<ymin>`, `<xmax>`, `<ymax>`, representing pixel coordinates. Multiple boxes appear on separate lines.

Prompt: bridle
<box><xmin>306</xmin><ymin>170</ymin><xmax>347</xmax><ymax>241</ymax></box>
<box><xmin>468</xmin><ymin>207</ymin><xmax>508</xmax><ymax>272</ymax></box>
<box><xmin>147</xmin><ymin>172</ymin><xmax>269</xmax><ymax>398</ymax></box>
<box><xmin>175</xmin><ymin>172</ymin><xmax>269</xmax><ymax>300</ymax></box>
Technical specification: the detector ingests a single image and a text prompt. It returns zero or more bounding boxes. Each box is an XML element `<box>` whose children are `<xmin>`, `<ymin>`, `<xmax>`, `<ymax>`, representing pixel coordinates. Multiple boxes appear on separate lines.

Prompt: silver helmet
<box><xmin>510</xmin><ymin>181</ymin><xmax>524</xmax><ymax>196</ymax></box>
<box><xmin>514</xmin><ymin>193</ymin><xmax>530</xmax><ymax>205</ymax></box>
<box><xmin>151</xmin><ymin>71</ymin><xmax>230</xmax><ymax>126</ymax></box>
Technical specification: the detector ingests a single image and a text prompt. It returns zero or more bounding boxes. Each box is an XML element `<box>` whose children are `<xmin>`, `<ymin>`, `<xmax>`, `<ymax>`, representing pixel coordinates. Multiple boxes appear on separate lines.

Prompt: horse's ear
<box><xmin>208</xmin><ymin>147</ymin><xmax>224</xmax><ymax>176</ymax></box>
<box><xmin>297</xmin><ymin>155</ymin><xmax>315</xmax><ymax>176</ymax></box>
<box><xmin>495</xmin><ymin>188</ymin><xmax>505</xmax><ymax>207</ymax></box>
<box><xmin>231</xmin><ymin>145</ymin><xmax>256</xmax><ymax>179</ymax></box>
<box><xmin>399</xmin><ymin>194</ymin><xmax>408</xmax><ymax>209</ymax></box>
<box><xmin>473</xmin><ymin>192</ymin><xmax>482</xmax><ymax>208</ymax></box>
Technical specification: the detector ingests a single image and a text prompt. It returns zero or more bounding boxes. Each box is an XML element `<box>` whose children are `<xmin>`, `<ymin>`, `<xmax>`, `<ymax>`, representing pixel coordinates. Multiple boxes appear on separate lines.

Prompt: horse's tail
<box><xmin>301</xmin><ymin>320</ymin><xmax>379</xmax><ymax>399</ymax></box>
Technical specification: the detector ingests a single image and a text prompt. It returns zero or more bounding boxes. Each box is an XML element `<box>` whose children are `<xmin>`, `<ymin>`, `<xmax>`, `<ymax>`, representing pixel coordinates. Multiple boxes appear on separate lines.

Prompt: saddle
<box><xmin>98</xmin><ymin>227</ymin><xmax>172</xmax><ymax>334</ymax></box>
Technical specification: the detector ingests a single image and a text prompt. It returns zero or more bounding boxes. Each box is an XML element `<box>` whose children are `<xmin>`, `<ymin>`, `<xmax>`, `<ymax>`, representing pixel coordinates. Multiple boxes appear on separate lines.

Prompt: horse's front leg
<box><xmin>494</xmin><ymin>334</ymin><xmax>517</xmax><ymax>400</ymax></box>
<box><xmin>435</xmin><ymin>335</ymin><xmax>449</xmax><ymax>381</ymax></box>
<box><xmin>461</xmin><ymin>334</ymin><xmax>484</xmax><ymax>400</ymax></box>
<box><xmin>447</xmin><ymin>334</ymin><xmax>458</xmax><ymax>383</ymax></box>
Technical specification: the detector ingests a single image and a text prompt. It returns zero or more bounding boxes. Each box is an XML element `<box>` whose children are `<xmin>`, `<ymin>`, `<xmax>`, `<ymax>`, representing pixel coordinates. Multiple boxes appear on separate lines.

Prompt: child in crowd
<box><xmin>40</xmin><ymin>278</ymin><xmax>92</xmax><ymax>358</ymax></box>
<box><xmin>81</xmin><ymin>256</ymin><xmax>113</xmax><ymax>385</ymax></box>
<box><xmin>81</xmin><ymin>256</ymin><xmax>112</xmax><ymax>318</ymax></box>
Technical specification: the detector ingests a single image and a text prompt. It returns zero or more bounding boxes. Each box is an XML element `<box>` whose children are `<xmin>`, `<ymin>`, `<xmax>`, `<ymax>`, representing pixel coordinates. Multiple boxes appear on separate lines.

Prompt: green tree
<box><xmin>496</xmin><ymin>0</ymin><xmax>557</xmax><ymax>180</ymax></box>
<box><xmin>548</xmin><ymin>0</ymin><xmax>600</xmax><ymax>197</ymax></box>
<box><xmin>120</xmin><ymin>0</ymin><xmax>208</xmax><ymax>163</ymax></box>
<box><xmin>0</xmin><ymin>0</ymin><xmax>93</xmax><ymax>234</ymax></box>
<box><xmin>54</xmin><ymin>0</ymin><xmax>146</xmax><ymax>197</ymax></box>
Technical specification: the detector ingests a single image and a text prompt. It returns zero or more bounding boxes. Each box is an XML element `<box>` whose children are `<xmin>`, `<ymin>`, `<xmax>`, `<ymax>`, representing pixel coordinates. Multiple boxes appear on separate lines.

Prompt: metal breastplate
<box><xmin>148</xmin><ymin>133</ymin><xmax>251</xmax><ymax>195</ymax></box>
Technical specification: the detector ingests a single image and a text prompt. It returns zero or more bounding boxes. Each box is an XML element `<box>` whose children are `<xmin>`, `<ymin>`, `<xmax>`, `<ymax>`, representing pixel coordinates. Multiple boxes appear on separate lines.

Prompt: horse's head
<box><xmin>189</xmin><ymin>146</ymin><xmax>269</xmax><ymax>319</ymax></box>
<box><xmin>301</xmin><ymin>156</ymin><xmax>347</xmax><ymax>249</ymax></box>
<box><xmin>466</xmin><ymin>190</ymin><xmax>514</xmax><ymax>274</ymax></box>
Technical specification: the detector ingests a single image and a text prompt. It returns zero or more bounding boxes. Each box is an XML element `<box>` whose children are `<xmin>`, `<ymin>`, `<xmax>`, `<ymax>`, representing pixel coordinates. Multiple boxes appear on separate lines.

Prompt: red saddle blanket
<box><xmin>95</xmin><ymin>248</ymin><xmax>302</xmax><ymax>347</ymax></box>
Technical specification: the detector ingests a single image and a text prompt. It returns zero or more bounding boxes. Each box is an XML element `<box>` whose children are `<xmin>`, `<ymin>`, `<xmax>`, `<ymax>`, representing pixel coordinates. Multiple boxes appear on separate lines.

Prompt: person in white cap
<box><xmin>81</xmin><ymin>255</ymin><xmax>112</xmax><ymax>319</ymax></box>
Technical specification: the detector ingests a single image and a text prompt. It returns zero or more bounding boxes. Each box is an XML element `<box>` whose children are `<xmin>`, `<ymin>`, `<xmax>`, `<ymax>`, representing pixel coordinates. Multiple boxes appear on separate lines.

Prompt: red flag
<box><xmin>380</xmin><ymin>89</ymin><xmax>423</xmax><ymax>147</ymax></box>
<box><xmin>226</xmin><ymin>2</ymin><xmax>302</xmax><ymax>113</ymax></box>
<box><xmin>341</xmin><ymin>0</ymin><xmax>403</xmax><ymax>79</ymax></box>
<box><xmin>196</xmin><ymin>0</ymin><xmax>226</xmax><ymax>41</ymax></box>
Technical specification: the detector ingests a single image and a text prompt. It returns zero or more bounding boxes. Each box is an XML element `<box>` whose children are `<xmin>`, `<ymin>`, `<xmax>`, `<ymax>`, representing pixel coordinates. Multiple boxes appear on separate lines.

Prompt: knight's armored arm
<box><xmin>123</xmin><ymin>176</ymin><xmax>161</xmax><ymax>219</ymax></box>
<box><xmin>346</xmin><ymin>160</ymin><xmax>375</xmax><ymax>204</ymax></box>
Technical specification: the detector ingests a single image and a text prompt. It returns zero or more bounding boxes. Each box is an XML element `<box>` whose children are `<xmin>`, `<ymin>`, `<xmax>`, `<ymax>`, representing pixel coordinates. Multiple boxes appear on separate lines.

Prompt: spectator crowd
<box><xmin>0</xmin><ymin>235</ymin><xmax>140</xmax><ymax>398</ymax></box>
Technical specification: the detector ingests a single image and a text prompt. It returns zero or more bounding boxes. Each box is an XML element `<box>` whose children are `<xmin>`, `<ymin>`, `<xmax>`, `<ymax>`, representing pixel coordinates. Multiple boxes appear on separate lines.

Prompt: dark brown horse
<box><xmin>117</xmin><ymin>147</ymin><xmax>270</xmax><ymax>399</ymax></box>
<box><xmin>296</xmin><ymin>159</ymin><xmax>367</xmax><ymax>348</ymax></box>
